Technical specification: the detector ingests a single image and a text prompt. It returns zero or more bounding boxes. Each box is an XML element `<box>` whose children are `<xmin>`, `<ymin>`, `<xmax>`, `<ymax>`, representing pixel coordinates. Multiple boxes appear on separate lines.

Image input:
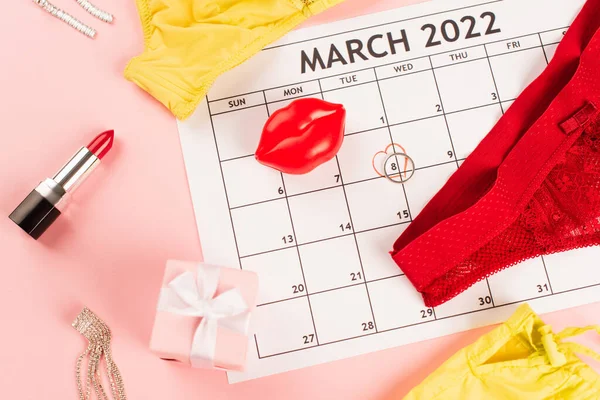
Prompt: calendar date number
<box><xmin>362</xmin><ymin>322</ymin><xmax>375</xmax><ymax>331</ymax></box>
<box><xmin>282</xmin><ymin>235</ymin><xmax>294</xmax><ymax>244</ymax></box>
<box><xmin>422</xmin><ymin>12</ymin><xmax>501</xmax><ymax>48</ymax></box>
<box><xmin>398</xmin><ymin>210</ymin><xmax>410</xmax><ymax>220</ymax></box>
<box><xmin>303</xmin><ymin>334</ymin><xmax>315</xmax><ymax>344</ymax></box>
<box><xmin>351</xmin><ymin>272</ymin><xmax>362</xmax><ymax>281</ymax></box>
<box><xmin>478</xmin><ymin>296</ymin><xmax>493</xmax><ymax>306</ymax></box>
<box><xmin>293</xmin><ymin>284</ymin><xmax>305</xmax><ymax>294</ymax></box>
<box><xmin>537</xmin><ymin>283</ymin><xmax>550</xmax><ymax>293</ymax></box>
<box><xmin>340</xmin><ymin>222</ymin><xmax>352</xmax><ymax>232</ymax></box>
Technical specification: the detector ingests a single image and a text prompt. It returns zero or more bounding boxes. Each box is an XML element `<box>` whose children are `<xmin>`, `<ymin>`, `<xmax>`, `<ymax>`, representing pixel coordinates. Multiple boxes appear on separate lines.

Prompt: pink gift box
<box><xmin>150</xmin><ymin>260</ymin><xmax>259</xmax><ymax>371</ymax></box>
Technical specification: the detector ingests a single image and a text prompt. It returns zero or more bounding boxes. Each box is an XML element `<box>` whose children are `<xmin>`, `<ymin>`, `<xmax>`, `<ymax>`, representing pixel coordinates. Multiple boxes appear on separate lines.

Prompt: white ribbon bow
<box><xmin>157</xmin><ymin>264</ymin><xmax>249</xmax><ymax>368</ymax></box>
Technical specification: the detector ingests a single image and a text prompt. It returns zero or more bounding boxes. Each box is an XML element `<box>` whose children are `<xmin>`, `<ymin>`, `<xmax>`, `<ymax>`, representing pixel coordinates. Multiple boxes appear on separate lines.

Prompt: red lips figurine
<box><xmin>255</xmin><ymin>98</ymin><xmax>346</xmax><ymax>174</ymax></box>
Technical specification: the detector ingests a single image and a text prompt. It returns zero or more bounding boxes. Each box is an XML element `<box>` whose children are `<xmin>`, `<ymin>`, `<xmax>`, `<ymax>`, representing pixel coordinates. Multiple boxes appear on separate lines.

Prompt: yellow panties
<box><xmin>125</xmin><ymin>0</ymin><xmax>344</xmax><ymax>120</ymax></box>
<box><xmin>404</xmin><ymin>304</ymin><xmax>600</xmax><ymax>399</ymax></box>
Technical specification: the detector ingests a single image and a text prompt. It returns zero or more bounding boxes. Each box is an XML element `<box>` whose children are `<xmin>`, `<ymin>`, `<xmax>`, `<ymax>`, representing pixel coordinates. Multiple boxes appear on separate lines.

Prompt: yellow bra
<box><xmin>403</xmin><ymin>304</ymin><xmax>600</xmax><ymax>399</ymax></box>
<box><xmin>125</xmin><ymin>0</ymin><xmax>344</xmax><ymax>120</ymax></box>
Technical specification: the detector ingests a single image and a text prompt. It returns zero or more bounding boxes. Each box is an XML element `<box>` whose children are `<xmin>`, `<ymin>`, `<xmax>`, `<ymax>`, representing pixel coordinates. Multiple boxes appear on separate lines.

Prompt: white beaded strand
<box><xmin>76</xmin><ymin>0</ymin><xmax>113</xmax><ymax>24</ymax></box>
<box><xmin>33</xmin><ymin>0</ymin><xmax>96</xmax><ymax>39</ymax></box>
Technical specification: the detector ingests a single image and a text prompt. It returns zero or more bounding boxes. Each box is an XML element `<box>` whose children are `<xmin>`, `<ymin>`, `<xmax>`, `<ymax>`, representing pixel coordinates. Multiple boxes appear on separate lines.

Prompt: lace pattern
<box><xmin>423</xmin><ymin>117</ymin><xmax>600</xmax><ymax>306</ymax></box>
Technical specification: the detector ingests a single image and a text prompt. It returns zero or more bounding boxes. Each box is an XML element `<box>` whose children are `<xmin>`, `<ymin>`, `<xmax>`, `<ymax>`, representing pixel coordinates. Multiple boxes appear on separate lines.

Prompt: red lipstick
<box><xmin>9</xmin><ymin>130</ymin><xmax>115</xmax><ymax>239</ymax></box>
<box><xmin>86</xmin><ymin>130</ymin><xmax>114</xmax><ymax>160</ymax></box>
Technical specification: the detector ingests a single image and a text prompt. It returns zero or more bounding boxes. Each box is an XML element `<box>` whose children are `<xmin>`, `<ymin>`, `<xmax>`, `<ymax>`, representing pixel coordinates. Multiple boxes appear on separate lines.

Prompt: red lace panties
<box><xmin>391</xmin><ymin>0</ymin><xmax>600</xmax><ymax>307</ymax></box>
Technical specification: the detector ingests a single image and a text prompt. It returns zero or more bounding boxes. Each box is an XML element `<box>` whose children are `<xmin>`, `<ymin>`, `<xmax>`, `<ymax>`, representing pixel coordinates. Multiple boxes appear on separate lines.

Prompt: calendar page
<box><xmin>177</xmin><ymin>0</ymin><xmax>597</xmax><ymax>383</ymax></box>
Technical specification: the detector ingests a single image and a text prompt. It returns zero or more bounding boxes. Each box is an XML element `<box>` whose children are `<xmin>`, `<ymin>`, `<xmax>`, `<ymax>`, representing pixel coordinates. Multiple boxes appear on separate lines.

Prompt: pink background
<box><xmin>2</xmin><ymin>0</ymin><xmax>600</xmax><ymax>398</ymax></box>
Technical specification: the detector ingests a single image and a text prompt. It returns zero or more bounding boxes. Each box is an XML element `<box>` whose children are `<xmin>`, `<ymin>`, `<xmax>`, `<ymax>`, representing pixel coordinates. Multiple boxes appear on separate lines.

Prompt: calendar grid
<box><xmin>217</xmin><ymin>98</ymin><xmax>519</xmax><ymax>160</ymax></box>
<box><xmin>256</xmin><ymin>273</ymin><xmax>406</xmax><ymax>308</ymax></box>
<box><xmin>207</xmin><ymin>105</ymin><xmax>244</xmax><ymax>270</ymax></box>
<box><xmin>486</xmin><ymin>45</ymin><xmax>551</xmax><ymax>60</ymax></box>
<box><xmin>429</xmin><ymin>51</ymin><xmax>495</xmax><ymax>307</ymax></box>
<box><xmin>541</xmin><ymin>256</ymin><xmax>555</xmax><ymax>294</ymax></box>
<box><xmin>529</xmin><ymin>45</ymin><xmax>556</xmax><ymax>298</ymax></box>
<box><xmin>255</xmin><ymin>281</ymin><xmax>600</xmax><ymax>360</ymax></box>
<box><xmin>228</xmin><ymin>158</ymin><xmax>465</xmax><ymax>213</ymax></box>
<box><xmin>428</xmin><ymin>55</ymin><xmax>460</xmax><ymax>169</ymax></box>
<box><xmin>317</xmin><ymin>77</ymin><xmax>380</xmax><ymax>333</ymax></box>
<box><xmin>263</xmin><ymin>89</ymin><xmax>322</xmax><ymax>346</ymax></box>
<box><xmin>483</xmin><ymin>44</ymin><xmax>505</xmax><ymax>114</ymax></box>
<box><xmin>207</xmin><ymin>25</ymin><xmax>575</xmax><ymax>360</ymax></box>
<box><xmin>373</xmin><ymin>67</ymin><xmax>414</xmax><ymax>220</ymax></box>
<box><xmin>333</xmin><ymin>154</ymin><xmax>379</xmax><ymax>333</ymax></box>
<box><xmin>209</xmin><ymin>61</ymin><xmax>521</xmax><ymax>119</ymax></box>
<box><xmin>431</xmin><ymin>305</ymin><xmax>438</xmax><ymax>320</ymax></box>
<box><xmin>206</xmin><ymin>27</ymin><xmax>565</xmax><ymax>105</ymax></box>
<box><xmin>254</xmin><ymin>334</ymin><xmax>262</xmax><ymax>359</ymax></box>
<box><xmin>484</xmin><ymin>279</ymin><xmax>496</xmax><ymax>307</ymax></box>
<box><xmin>237</xmin><ymin>220</ymin><xmax>411</xmax><ymax>260</ymax></box>
<box><xmin>538</xmin><ymin>33</ymin><xmax>551</xmax><ymax>64</ymax></box>
<box><xmin>257</xmin><ymin>284</ymin><xmax>600</xmax><ymax>359</ymax></box>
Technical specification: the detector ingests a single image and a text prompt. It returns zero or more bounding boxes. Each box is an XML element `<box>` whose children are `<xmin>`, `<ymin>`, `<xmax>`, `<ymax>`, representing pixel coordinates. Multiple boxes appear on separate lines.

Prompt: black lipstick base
<box><xmin>9</xmin><ymin>189</ymin><xmax>62</xmax><ymax>240</ymax></box>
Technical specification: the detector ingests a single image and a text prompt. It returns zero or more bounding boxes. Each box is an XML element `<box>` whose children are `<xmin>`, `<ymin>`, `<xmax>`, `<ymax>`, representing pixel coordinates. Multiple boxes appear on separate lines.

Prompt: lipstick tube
<box><xmin>9</xmin><ymin>130</ymin><xmax>114</xmax><ymax>239</ymax></box>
